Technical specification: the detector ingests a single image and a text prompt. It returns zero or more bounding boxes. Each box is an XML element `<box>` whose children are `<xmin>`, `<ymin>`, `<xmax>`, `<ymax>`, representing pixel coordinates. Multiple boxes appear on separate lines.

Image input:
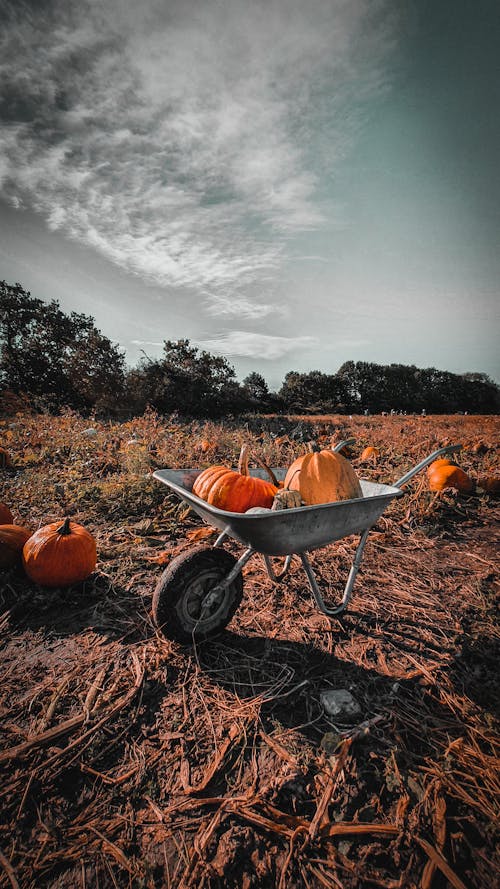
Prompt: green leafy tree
<box><xmin>242</xmin><ymin>372</ymin><xmax>270</xmax><ymax>411</ymax></box>
<box><xmin>279</xmin><ymin>370</ymin><xmax>345</xmax><ymax>413</ymax></box>
<box><xmin>126</xmin><ymin>339</ymin><xmax>244</xmax><ymax>417</ymax></box>
<box><xmin>334</xmin><ymin>360</ymin><xmax>499</xmax><ymax>414</ymax></box>
<box><xmin>0</xmin><ymin>280</ymin><xmax>126</xmax><ymax>412</ymax></box>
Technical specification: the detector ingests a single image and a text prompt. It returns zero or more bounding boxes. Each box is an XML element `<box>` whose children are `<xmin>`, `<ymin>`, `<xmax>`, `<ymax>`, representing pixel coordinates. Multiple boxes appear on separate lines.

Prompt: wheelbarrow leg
<box><xmin>262</xmin><ymin>554</ymin><xmax>294</xmax><ymax>582</ymax></box>
<box><xmin>213</xmin><ymin>529</ymin><xmax>230</xmax><ymax>547</ymax></box>
<box><xmin>299</xmin><ymin>528</ymin><xmax>371</xmax><ymax>617</ymax></box>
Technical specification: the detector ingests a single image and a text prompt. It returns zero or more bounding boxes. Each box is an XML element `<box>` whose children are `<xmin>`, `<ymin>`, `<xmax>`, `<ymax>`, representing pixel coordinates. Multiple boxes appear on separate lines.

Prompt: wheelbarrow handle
<box><xmin>394</xmin><ymin>444</ymin><xmax>462</xmax><ymax>489</ymax></box>
<box><xmin>332</xmin><ymin>438</ymin><xmax>356</xmax><ymax>453</ymax></box>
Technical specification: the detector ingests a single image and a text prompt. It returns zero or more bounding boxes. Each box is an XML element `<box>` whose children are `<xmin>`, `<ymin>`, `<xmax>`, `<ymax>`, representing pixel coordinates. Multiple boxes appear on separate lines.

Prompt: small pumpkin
<box><xmin>360</xmin><ymin>446</ymin><xmax>380</xmax><ymax>463</ymax></box>
<box><xmin>22</xmin><ymin>517</ymin><xmax>97</xmax><ymax>587</ymax></box>
<box><xmin>427</xmin><ymin>459</ymin><xmax>473</xmax><ymax>494</ymax></box>
<box><xmin>193</xmin><ymin>445</ymin><xmax>278</xmax><ymax>513</ymax></box>
<box><xmin>0</xmin><ymin>524</ymin><xmax>32</xmax><ymax>569</ymax></box>
<box><xmin>284</xmin><ymin>449</ymin><xmax>362</xmax><ymax>506</ymax></box>
<box><xmin>198</xmin><ymin>439</ymin><xmax>215</xmax><ymax>454</ymax></box>
<box><xmin>0</xmin><ymin>502</ymin><xmax>14</xmax><ymax>524</ymax></box>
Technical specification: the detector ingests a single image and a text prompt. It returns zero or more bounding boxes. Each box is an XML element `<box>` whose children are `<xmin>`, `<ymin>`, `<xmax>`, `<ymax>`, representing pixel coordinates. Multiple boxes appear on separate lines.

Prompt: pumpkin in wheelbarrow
<box><xmin>193</xmin><ymin>444</ymin><xmax>278</xmax><ymax>512</ymax></box>
<box><xmin>284</xmin><ymin>448</ymin><xmax>362</xmax><ymax>506</ymax></box>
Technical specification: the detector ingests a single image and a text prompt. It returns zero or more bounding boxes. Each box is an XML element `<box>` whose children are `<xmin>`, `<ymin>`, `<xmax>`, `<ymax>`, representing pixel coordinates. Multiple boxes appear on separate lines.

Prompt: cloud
<box><xmin>196</xmin><ymin>330</ymin><xmax>317</xmax><ymax>361</ymax></box>
<box><xmin>202</xmin><ymin>290</ymin><xmax>286</xmax><ymax>320</ymax></box>
<box><xmin>0</xmin><ymin>0</ymin><xmax>400</xmax><ymax>315</ymax></box>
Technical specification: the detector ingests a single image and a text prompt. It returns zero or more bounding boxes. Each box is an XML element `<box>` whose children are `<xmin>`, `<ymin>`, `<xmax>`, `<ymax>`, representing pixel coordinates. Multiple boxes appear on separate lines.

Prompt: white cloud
<box><xmin>203</xmin><ymin>290</ymin><xmax>285</xmax><ymax>320</ymax></box>
<box><xmin>196</xmin><ymin>330</ymin><xmax>317</xmax><ymax>360</ymax></box>
<box><xmin>0</xmin><ymin>0</ymin><xmax>399</xmax><ymax>316</ymax></box>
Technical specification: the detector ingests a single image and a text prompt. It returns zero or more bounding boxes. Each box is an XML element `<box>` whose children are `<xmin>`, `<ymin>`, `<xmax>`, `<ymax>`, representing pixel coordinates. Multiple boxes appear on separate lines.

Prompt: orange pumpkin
<box><xmin>23</xmin><ymin>517</ymin><xmax>97</xmax><ymax>587</ymax></box>
<box><xmin>0</xmin><ymin>502</ymin><xmax>14</xmax><ymax>524</ymax></box>
<box><xmin>427</xmin><ymin>459</ymin><xmax>473</xmax><ymax>493</ymax></box>
<box><xmin>360</xmin><ymin>446</ymin><xmax>380</xmax><ymax>463</ymax></box>
<box><xmin>198</xmin><ymin>439</ymin><xmax>215</xmax><ymax>454</ymax></box>
<box><xmin>0</xmin><ymin>524</ymin><xmax>32</xmax><ymax>569</ymax></box>
<box><xmin>193</xmin><ymin>445</ymin><xmax>278</xmax><ymax>512</ymax></box>
<box><xmin>284</xmin><ymin>449</ymin><xmax>362</xmax><ymax>506</ymax></box>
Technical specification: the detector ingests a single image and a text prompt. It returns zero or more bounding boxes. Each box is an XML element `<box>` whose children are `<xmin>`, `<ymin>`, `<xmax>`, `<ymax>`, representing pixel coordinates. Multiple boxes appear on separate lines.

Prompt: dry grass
<box><xmin>0</xmin><ymin>409</ymin><xmax>499</xmax><ymax>889</ymax></box>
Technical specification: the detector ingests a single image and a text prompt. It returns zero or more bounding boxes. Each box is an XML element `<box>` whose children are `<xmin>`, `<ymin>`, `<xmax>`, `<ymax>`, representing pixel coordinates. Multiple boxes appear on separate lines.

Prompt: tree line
<box><xmin>1</xmin><ymin>281</ymin><xmax>498</xmax><ymax>416</ymax></box>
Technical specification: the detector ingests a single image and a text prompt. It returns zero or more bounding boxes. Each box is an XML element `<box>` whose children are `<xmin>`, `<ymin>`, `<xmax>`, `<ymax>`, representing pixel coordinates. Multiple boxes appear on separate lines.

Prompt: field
<box><xmin>0</xmin><ymin>410</ymin><xmax>499</xmax><ymax>889</ymax></box>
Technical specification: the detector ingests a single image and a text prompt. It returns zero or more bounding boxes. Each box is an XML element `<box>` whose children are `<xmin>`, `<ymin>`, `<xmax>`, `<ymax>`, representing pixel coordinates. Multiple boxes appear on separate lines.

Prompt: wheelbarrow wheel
<box><xmin>152</xmin><ymin>545</ymin><xmax>244</xmax><ymax>642</ymax></box>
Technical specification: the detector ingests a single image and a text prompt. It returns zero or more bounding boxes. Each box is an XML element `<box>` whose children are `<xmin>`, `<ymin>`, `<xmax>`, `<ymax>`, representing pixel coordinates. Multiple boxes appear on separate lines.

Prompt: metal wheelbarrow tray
<box><xmin>152</xmin><ymin>443</ymin><xmax>461</xmax><ymax>642</ymax></box>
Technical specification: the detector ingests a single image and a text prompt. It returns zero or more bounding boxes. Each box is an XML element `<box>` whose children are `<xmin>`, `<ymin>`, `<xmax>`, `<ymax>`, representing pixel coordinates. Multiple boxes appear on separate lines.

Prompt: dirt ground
<box><xmin>0</xmin><ymin>411</ymin><xmax>499</xmax><ymax>888</ymax></box>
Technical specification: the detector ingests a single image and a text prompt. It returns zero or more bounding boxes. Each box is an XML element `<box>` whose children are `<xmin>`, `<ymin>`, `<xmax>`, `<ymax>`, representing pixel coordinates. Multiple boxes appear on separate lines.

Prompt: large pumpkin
<box><xmin>0</xmin><ymin>502</ymin><xmax>14</xmax><ymax>524</ymax></box>
<box><xmin>22</xmin><ymin>517</ymin><xmax>97</xmax><ymax>587</ymax></box>
<box><xmin>193</xmin><ymin>445</ymin><xmax>278</xmax><ymax>513</ymax></box>
<box><xmin>284</xmin><ymin>449</ymin><xmax>362</xmax><ymax>505</ymax></box>
<box><xmin>0</xmin><ymin>524</ymin><xmax>32</xmax><ymax>568</ymax></box>
<box><xmin>427</xmin><ymin>459</ymin><xmax>473</xmax><ymax>494</ymax></box>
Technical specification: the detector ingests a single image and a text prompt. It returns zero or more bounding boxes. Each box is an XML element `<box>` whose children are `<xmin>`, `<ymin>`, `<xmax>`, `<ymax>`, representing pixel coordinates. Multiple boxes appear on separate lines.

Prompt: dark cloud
<box><xmin>1</xmin><ymin>0</ymin><xmax>60</xmax><ymax>26</ymax></box>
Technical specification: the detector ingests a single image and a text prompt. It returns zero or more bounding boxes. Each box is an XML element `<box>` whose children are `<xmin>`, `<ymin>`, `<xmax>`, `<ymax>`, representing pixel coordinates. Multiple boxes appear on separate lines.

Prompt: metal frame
<box><xmin>155</xmin><ymin>443</ymin><xmax>462</xmax><ymax>619</ymax></box>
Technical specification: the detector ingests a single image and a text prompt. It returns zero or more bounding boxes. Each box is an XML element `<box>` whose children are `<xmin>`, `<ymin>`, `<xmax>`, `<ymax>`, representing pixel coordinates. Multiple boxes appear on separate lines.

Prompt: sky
<box><xmin>0</xmin><ymin>0</ymin><xmax>499</xmax><ymax>391</ymax></box>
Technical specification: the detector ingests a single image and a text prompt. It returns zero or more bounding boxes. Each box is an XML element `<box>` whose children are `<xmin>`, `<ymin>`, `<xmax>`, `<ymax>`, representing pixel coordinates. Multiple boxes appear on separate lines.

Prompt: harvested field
<box><xmin>0</xmin><ymin>410</ymin><xmax>499</xmax><ymax>889</ymax></box>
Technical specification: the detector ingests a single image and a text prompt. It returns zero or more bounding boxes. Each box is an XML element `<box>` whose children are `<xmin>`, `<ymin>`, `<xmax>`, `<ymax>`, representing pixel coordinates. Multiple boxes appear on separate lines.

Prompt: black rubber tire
<box><xmin>152</xmin><ymin>545</ymin><xmax>244</xmax><ymax>642</ymax></box>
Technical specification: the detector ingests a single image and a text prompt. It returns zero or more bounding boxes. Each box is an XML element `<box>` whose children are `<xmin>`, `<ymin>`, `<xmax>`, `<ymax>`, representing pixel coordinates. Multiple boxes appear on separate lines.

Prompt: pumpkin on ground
<box><xmin>427</xmin><ymin>459</ymin><xmax>473</xmax><ymax>494</ymax></box>
<box><xmin>360</xmin><ymin>446</ymin><xmax>380</xmax><ymax>463</ymax></box>
<box><xmin>198</xmin><ymin>439</ymin><xmax>215</xmax><ymax>454</ymax></box>
<box><xmin>22</xmin><ymin>517</ymin><xmax>97</xmax><ymax>587</ymax></box>
<box><xmin>284</xmin><ymin>449</ymin><xmax>362</xmax><ymax>506</ymax></box>
<box><xmin>0</xmin><ymin>524</ymin><xmax>32</xmax><ymax>569</ymax></box>
<box><xmin>0</xmin><ymin>502</ymin><xmax>14</xmax><ymax>524</ymax></box>
<box><xmin>193</xmin><ymin>445</ymin><xmax>278</xmax><ymax>513</ymax></box>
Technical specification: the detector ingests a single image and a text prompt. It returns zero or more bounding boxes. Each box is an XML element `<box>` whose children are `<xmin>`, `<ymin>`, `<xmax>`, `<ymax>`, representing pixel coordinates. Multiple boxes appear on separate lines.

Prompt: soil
<box><xmin>0</xmin><ymin>411</ymin><xmax>499</xmax><ymax>888</ymax></box>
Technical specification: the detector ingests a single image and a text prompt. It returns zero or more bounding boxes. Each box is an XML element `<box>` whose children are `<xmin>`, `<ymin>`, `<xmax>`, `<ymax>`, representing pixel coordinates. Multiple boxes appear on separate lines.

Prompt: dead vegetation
<box><xmin>0</xmin><ymin>410</ymin><xmax>499</xmax><ymax>889</ymax></box>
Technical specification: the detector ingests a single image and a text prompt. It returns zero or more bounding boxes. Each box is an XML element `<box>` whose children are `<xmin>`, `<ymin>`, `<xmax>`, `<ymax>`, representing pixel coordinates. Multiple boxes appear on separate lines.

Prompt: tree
<box><xmin>125</xmin><ymin>339</ymin><xmax>244</xmax><ymax>418</ymax></box>
<box><xmin>0</xmin><ymin>280</ymin><xmax>126</xmax><ymax>412</ymax></box>
<box><xmin>279</xmin><ymin>370</ymin><xmax>345</xmax><ymax>413</ymax></box>
<box><xmin>334</xmin><ymin>362</ymin><xmax>383</xmax><ymax>412</ymax></box>
<box><xmin>242</xmin><ymin>372</ymin><xmax>270</xmax><ymax>411</ymax></box>
<box><xmin>334</xmin><ymin>361</ymin><xmax>499</xmax><ymax>414</ymax></box>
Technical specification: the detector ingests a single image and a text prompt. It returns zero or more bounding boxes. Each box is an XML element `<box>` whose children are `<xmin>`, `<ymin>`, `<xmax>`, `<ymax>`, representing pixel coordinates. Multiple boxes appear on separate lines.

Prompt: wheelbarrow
<box><xmin>152</xmin><ymin>443</ymin><xmax>461</xmax><ymax>642</ymax></box>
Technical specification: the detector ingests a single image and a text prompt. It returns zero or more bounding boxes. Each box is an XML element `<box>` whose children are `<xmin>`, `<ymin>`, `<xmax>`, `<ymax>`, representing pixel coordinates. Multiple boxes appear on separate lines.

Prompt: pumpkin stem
<box><xmin>306</xmin><ymin>439</ymin><xmax>321</xmax><ymax>453</ymax></box>
<box><xmin>283</xmin><ymin>467</ymin><xmax>301</xmax><ymax>492</ymax></box>
<box><xmin>237</xmin><ymin>445</ymin><xmax>250</xmax><ymax>476</ymax></box>
<box><xmin>237</xmin><ymin>445</ymin><xmax>278</xmax><ymax>486</ymax></box>
<box><xmin>56</xmin><ymin>517</ymin><xmax>72</xmax><ymax>536</ymax></box>
<box><xmin>252</xmin><ymin>454</ymin><xmax>279</xmax><ymax>486</ymax></box>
